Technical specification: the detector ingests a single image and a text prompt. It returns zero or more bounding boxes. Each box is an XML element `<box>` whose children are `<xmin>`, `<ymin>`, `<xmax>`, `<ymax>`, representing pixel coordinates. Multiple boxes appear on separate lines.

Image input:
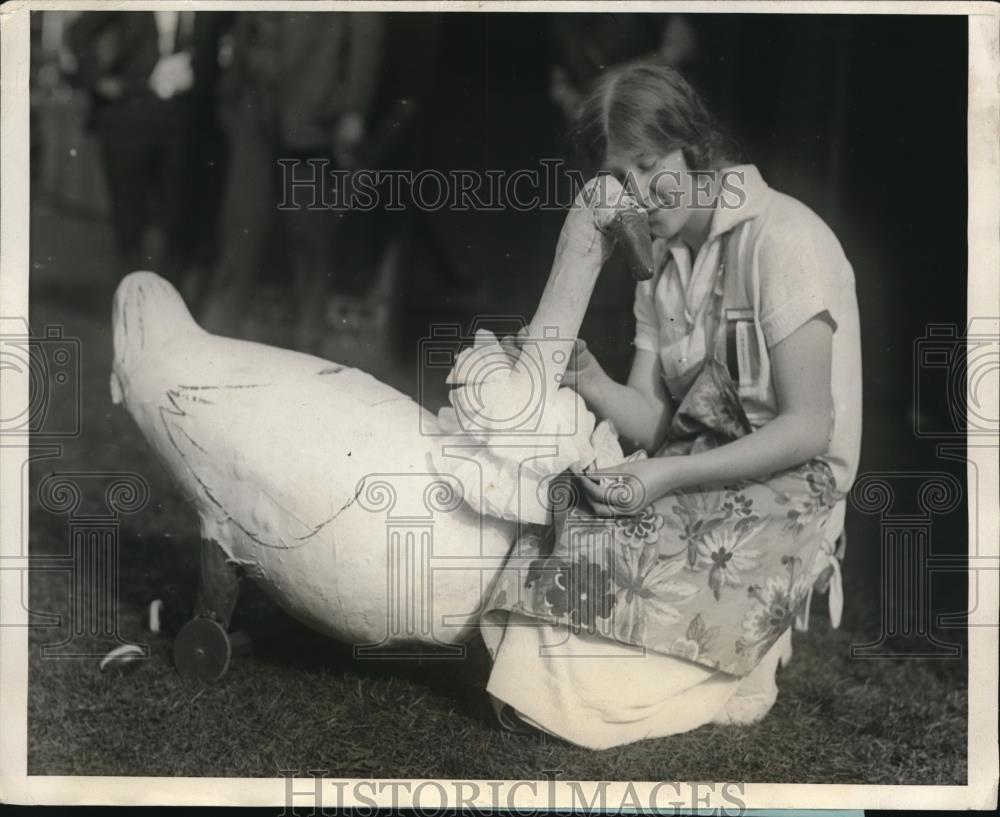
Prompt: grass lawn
<box><xmin>24</xmin><ymin>285</ymin><xmax>967</xmax><ymax>783</ymax></box>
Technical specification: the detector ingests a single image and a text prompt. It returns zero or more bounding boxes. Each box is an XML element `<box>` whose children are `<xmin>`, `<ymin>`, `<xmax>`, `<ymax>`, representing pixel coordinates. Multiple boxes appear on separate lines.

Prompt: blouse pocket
<box><xmin>724</xmin><ymin>308</ymin><xmax>762</xmax><ymax>389</ymax></box>
<box><xmin>658</xmin><ymin>331</ymin><xmax>707</xmax><ymax>400</ymax></box>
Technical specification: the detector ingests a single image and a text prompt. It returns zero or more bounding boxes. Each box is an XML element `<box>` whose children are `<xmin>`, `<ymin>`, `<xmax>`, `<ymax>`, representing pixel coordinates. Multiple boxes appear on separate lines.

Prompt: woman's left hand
<box><xmin>575</xmin><ymin>458</ymin><xmax>677</xmax><ymax>517</ymax></box>
<box><xmin>556</xmin><ymin>175</ymin><xmax>639</xmax><ymax>268</ymax></box>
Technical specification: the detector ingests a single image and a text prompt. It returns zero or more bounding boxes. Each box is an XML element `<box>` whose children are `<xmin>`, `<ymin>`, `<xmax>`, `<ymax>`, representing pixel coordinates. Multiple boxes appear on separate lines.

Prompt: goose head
<box><xmin>110</xmin><ymin>271</ymin><xmax>202</xmax><ymax>406</ymax></box>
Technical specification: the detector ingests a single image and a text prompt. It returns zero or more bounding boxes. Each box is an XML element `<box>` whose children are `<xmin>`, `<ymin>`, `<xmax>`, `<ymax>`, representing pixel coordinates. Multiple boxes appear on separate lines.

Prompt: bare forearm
<box><xmin>661</xmin><ymin>411</ymin><xmax>832</xmax><ymax>493</ymax></box>
<box><xmin>581</xmin><ymin>370</ymin><xmax>670</xmax><ymax>452</ymax></box>
<box><xmin>583</xmin><ymin>318</ymin><xmax>839</xmax><ymax>516</ymax></box>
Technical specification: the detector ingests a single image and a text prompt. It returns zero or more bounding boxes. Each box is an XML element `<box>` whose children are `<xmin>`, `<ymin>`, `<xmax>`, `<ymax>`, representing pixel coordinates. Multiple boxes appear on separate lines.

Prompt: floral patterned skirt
<box><xmin>481</xmin><ymin>459</ymin><xmax>842</xmax><ymax>677</ymax></box>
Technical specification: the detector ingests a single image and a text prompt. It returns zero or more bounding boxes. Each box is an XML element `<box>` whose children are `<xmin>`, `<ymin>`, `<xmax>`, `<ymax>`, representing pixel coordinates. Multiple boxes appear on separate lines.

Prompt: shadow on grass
<box><xmin>108</xmin><ymin>522</ymin><xmax>502</xmax><ymax>728</ymax></box>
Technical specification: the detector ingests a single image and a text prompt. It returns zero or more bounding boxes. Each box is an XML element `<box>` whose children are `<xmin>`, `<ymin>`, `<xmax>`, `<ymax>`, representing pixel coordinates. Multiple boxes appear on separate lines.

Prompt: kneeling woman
<box><xmin>480</xmin><ymin>62</ymin><xmax>862</xmax><ymax>749</ymax></box>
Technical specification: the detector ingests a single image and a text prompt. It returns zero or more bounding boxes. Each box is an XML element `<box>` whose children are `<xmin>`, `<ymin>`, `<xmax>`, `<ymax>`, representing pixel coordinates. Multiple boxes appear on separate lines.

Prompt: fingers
<box><xmin>561</xmin><ymin>338</ymin><xmax>586</xmax><ymax>364</ymax></box>
<box><xmin>576</xmin><ymin>472</ymin><xmax>602</xmax><ymax>500</ymax></box>
<box><xmin>566</xmin><ymin>338</ymin><xmax>590</xmax><ymax>373</ymax></box>
<box><xmin>587</xmin><ymin>500</ymin><xmax>618</xmax><ymax>517</ymax></box>
<box><xmin>577</xmin><ymin>484</ymin><xmax>610</xmax><ymax>516</ymax></box>
<box><xmin>576</xmin><ymin>473</ymin><xmax>625</xmax><ymax>516</ymax></box>
<box><xmin>499</xmin><ymin>334</ymin><xmax>520</xmax><ymax>362</ymax></box>
<box><xmin>499</xmin><ymin>327</ymin><xmax>530</xmax><ymax>349</ymax></box>
<box><xmin>579</xmin><ymin>466</ymin><xmax>653</xmax><ymax>516</ymax></box>
<box><xmin>573</xmin><ymin>174</ymin><xmax>625</xmax><ymax>209</ymax></box>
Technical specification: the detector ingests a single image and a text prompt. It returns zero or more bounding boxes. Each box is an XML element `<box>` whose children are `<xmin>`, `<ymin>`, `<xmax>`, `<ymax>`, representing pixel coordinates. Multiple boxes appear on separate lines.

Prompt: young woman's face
<box><xmin>604</xmin><ymin>146</ymin><xmax>698</xmax><ymax>241</ymax></box>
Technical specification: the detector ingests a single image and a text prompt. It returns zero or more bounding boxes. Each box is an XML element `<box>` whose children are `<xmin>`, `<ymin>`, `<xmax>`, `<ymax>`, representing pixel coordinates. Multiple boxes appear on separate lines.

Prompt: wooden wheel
<box><xmin>173</xmin><ymin>616</ymin><xmax>231</xmax><ymax>683</ymax></box>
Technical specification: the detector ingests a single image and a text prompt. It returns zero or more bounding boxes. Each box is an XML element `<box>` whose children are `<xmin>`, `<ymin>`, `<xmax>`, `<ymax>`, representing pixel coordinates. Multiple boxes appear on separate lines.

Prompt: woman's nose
<box><xmin>647</xmin><ymin>171</ymin><xmax>685</xmax><ymax>211</ymax></box>
<box><xmin>631</xmin><ymin>174</ymin><xmax>655</xmax><ymax>210</ymax></box>
<box><xmin>616</xmin><ymin>168</ymin><xmax>657</xmax><ymax>211</ymax></box>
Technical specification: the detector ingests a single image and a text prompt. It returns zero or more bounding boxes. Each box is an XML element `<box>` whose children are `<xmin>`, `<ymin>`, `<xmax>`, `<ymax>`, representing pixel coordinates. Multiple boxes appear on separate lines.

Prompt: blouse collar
<box><xmin>706</xmin><ymin>164</ymin><xmax>770</xmax><ymax>241</ymax></box>
<box><xmin>653</xmin><ymin>164</ymin><xmax>770</xmax><ymax>285</ymax></box>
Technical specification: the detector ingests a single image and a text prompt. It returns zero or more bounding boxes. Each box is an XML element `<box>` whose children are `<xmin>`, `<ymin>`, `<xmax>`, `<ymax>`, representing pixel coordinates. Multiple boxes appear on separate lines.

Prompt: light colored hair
<box><xmin>573</xmin><ymin>60</ymin><xmax>740</xmax><ymax>171</ymax></box>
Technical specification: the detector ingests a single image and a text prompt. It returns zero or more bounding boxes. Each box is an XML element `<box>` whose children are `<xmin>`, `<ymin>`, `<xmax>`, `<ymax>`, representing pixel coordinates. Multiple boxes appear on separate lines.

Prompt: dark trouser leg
<box><xmin>193</xmin><ymin>538</ymin><xmax>240</xmax><ymax>626</ymax></box>
<box><xmin>201</xmin><ymin>109</ymin><xmax>273</xmax><ymax>336</ymax></box>
<box><xmin>179</xmin><ymin>124</ymin><xmax>227</xmax><ymax>309</ymax></box>
<box><xmin>286</xmin><ymin>205</ymin><xmax>337</xmax><ymax>353</ymax></box>
<box><xmin>158</xmin><ymin>111</ymin><xmax>197</xmax><ymax>288</ymax></box>
<box><xmin>97</xmin><ymin>110</ymin><xmax>155</xmax><ymax>276</ymax></box>
<box><xmin>279</xmin><ymin>148</ymin><xmax>340</xmax><ymax>353</ymax></box>
<box><xmin>174</xmin><ymin>539</ymin><xmax>241</xmax><ymax>682</ymax></box>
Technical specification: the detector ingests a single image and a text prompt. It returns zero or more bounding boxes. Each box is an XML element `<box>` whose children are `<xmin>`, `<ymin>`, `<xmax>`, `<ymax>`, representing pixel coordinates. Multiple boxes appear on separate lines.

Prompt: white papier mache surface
<box><xmin>430</xmin><ymin>329</ymin><xmax>633</xmax><ymax>524</ymax></box>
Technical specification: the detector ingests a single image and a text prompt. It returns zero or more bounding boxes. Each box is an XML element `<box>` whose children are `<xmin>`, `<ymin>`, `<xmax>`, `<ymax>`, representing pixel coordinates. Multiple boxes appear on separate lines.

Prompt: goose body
<box><xmin>112</xmin><ymin>273</ymin><xmax>516</xmax><ymax>648</ymax></box>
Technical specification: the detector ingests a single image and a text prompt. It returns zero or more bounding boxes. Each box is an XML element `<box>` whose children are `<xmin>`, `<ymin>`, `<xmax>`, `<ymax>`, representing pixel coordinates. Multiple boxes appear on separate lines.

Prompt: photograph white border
<box><xmin>1</xmin><ymin>0</ymin><xmax>997</xmax><ymax>809</ymax></box>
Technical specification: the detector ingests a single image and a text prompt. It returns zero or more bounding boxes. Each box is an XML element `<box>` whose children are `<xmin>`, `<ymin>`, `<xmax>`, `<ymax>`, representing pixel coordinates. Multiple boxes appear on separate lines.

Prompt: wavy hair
<box><xmin>572</xmin><ymin>60</ymin><xmax>741</xmax><ymax>172</ymax></box>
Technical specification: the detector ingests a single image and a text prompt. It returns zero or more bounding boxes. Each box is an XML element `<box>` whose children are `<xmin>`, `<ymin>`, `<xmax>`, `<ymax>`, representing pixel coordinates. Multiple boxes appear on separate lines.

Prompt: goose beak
<box><xmin>609</xmin><ymin>209</ymin><xmax>655</xmax><ymax>281</ymax></box>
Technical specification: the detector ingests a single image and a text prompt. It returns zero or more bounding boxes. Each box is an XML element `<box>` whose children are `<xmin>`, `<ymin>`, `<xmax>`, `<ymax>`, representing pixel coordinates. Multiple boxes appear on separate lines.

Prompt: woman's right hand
<box><xmin>500</xmin><ymin>332</ymin><xmax>606</xmax><ymax>397</ymax></box>
<box><xmin>562</xmin><ymin>338</ymin><xmax>607</xmax><ymax>397</ymax></box>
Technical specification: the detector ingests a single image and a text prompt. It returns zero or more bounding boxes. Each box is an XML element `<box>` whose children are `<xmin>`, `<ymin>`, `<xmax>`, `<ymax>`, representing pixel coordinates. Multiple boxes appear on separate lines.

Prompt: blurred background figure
<box><xmin>66</xmin><ymin>11</ymin><xmax>232</xmax><ymax>299</ymax></box>
<box><xmin>201</xmin><ymin>12</ymin><xmax>384</xmax><ymax>354</ymax></box>
<box><xmin>549</xmin><ymin>13</ymin><xmax>698</xmax><ymax>122</ymax></box>
<box><xmin>315</xmin><ymin>12</ymin><xmax>445</xmax><ymax>374</ymax></box>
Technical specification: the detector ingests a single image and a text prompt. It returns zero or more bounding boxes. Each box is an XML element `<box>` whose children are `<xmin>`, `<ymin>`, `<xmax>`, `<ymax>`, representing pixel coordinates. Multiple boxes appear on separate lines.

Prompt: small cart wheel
<box><xmin>173</xmin><ymin>617</ymin><xmax>231</xmax><ymax>683</ymax></box>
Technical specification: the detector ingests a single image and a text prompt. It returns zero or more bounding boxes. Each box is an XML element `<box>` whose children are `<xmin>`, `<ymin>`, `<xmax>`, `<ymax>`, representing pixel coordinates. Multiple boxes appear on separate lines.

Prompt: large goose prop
<box><xmin>111</xmin><ymin>182</ymin><xmax>653</xmax><ymax>680</ymax></box>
